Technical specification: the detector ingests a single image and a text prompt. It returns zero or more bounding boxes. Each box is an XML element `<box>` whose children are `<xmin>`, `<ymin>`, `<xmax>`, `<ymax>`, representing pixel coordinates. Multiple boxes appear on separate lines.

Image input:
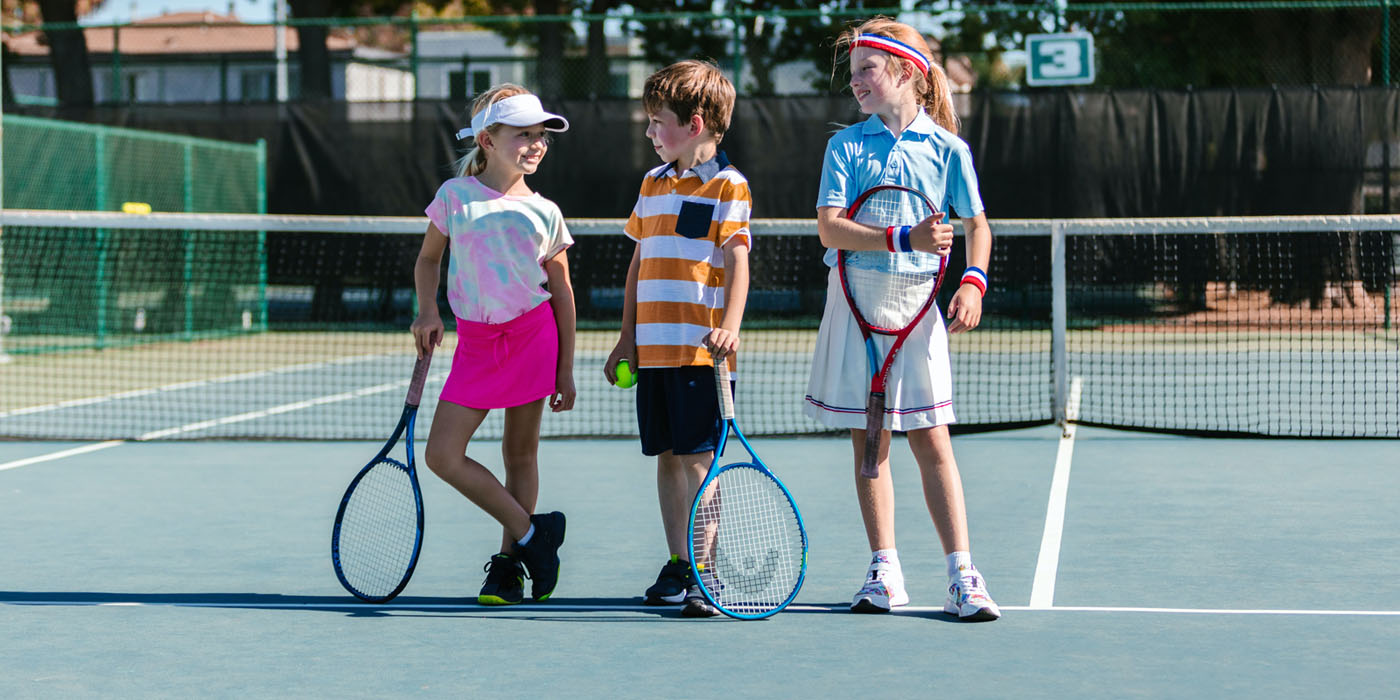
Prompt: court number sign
<box><xmin>1026</xmin><ymin>33</ymin><xmax>1095</xmax><ymax>86</ymax></box>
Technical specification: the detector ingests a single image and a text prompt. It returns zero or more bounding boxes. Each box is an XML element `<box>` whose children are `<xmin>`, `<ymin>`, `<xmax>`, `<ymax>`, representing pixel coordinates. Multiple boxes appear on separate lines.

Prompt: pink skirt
<box><xmin>440</xmin><ymin>301</ymin><xmax>558</xmax><ymax>410</ymax></box>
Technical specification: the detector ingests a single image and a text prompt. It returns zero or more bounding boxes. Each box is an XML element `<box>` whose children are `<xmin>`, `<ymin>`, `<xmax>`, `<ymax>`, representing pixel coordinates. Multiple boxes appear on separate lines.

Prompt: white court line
<box><xmin>135</xmin><ymin>371</ymin><xmax>448</xmax><ymax>440</ymax></box>
<box><xmin>0</xmin><ymin>441</ymin><xmax>126</xmax><ymax>472</ymax></box>
<box><xmin>1029</xmin><ymin>375</ymin><xmax>1083</xmax><ymax>609</ymax></box>
<box><xmin>3</xmin><ymin>600</ymin><xmax>1398</xmax><ymax>616</ymax></box>
<box><xmin>0</xmin><ymin>354</ymin><xmax>400</xmax><ymax>420</ymax></box>
<box><xmin>0</xmin><ymin>368</ymin><xmax>446</xmax><ymax>470</ymax></box>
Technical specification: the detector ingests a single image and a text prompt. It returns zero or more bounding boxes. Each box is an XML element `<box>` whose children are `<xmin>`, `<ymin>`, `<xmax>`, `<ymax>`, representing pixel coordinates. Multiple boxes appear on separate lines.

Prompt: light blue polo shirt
<box><xmin>816</xmin><ymin>110</ymin><xmax>984</xmax><ymax>267</ymax></box>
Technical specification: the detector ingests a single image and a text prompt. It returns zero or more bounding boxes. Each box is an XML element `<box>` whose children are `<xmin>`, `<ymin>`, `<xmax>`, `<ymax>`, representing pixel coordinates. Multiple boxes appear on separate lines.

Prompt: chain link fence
<box><xmin>2</xmin><ymin>114</ymin><xmax>265</xmax><ymax>211</ymax></box>
<box><xmin>2</xmin><ymin>3</ymin><xmax>1395</xmax><ymax>106</ymax></box>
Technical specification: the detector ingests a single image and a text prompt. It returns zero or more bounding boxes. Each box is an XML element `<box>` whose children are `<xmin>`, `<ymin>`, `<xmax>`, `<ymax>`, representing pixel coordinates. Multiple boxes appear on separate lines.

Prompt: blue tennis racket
<box><xmin>687</xmin><ymin>355</ymin><xmax>809</xmax><ymax>619</ymax></box>
<box><xmin>331</xmin><ymin>353</ymin><xmax>432</xmax><ymax>603</ymax></box>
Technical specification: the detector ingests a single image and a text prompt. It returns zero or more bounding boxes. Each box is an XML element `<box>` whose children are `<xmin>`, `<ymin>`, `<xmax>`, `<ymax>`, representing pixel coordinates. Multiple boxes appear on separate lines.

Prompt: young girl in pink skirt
<box><xmin>410</xmin><ymin>84</ymin><xmax>576</xmax><ymax>606</ymax></box>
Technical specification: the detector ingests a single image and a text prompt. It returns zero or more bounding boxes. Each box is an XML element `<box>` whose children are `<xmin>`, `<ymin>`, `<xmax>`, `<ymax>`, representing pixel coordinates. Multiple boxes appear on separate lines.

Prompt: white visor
<box><xmin>456</xmin><ymin>94</ymin><xmax>570</xmax><ymax>141</ymax></box>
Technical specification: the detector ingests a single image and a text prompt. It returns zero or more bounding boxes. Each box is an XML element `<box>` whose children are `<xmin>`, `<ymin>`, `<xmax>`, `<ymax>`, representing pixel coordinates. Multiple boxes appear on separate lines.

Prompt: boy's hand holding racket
<box><xmin>703</xmin><ymin>327</ymin><xmax>741</xmax><ymax>360</ymax></box>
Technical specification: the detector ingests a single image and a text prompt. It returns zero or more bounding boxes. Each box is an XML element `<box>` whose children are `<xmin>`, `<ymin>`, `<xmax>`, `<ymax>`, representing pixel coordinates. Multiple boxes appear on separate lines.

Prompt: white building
<box><xmin>4</xmin><ymin>11</ymin><xmax>413</xmax><ymax>104</ymax></box>
<box><xmin>415</xmin><ymin>29</ymin><xmax>529</xmax><ymax>100</ymax></box>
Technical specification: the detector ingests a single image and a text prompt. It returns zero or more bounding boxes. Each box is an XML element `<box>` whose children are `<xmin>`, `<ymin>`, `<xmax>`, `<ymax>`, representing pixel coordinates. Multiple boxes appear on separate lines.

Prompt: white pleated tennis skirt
<box><xmin>803</xmin><ymin>267</ymin><xmax>956</xmax><ymax>431</ymax></box>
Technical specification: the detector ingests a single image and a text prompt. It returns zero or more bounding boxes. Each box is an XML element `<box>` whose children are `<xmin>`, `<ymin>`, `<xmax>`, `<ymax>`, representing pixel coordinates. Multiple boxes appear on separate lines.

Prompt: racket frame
<box><xmin>331</xmin><ymin>354</ymin><xmax>432</xmax><ymax>603</ymax></box>
<box><xmin>687</xmin><ymin>356</ymin><xmax>810</xmax><ymax>620</ymax></box>
<box><xmin>837</xmin><ymin>185</ymin><xmax>948</xmax><ymax>479</ymax></box>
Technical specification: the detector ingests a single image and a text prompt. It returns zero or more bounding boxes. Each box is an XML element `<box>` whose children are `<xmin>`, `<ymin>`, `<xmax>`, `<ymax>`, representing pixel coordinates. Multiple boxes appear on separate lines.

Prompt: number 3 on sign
<box><xmin>1026</xmin><ymin>33</ymin><xmax>1095</xmax><ymax>86</ymax></box>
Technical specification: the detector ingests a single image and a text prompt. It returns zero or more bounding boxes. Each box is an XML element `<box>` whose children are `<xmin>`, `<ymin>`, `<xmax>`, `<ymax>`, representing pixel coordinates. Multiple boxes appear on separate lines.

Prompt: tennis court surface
<box><xmin>2</xmin><ymin>432</ymin><xmax>1398</xmax><ymax>697</ymax></box>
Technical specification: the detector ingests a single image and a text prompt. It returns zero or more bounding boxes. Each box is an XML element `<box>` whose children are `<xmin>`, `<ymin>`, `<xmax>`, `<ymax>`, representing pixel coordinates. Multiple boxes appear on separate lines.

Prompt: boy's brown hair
<box><xmin>642</xmin><ymin>60</ymin><xmax>736</xmax><ymax>142</ymax></box>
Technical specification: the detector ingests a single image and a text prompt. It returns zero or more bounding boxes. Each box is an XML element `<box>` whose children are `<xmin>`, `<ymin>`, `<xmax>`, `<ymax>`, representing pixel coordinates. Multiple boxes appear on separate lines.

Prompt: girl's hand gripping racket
<box><xmin>687</xmin><ymin>355</ymin><xmax>809</xmax><ymax>620</ymax></box>
<box><xmin>838</xmin><ymin>185</ymin><xmax>948</xmax><ymax>479</ymax></box>
<box><xmin>331</xmin><ymin>352</ymin><xmax>433</xmax><ymax>603</ymax></box>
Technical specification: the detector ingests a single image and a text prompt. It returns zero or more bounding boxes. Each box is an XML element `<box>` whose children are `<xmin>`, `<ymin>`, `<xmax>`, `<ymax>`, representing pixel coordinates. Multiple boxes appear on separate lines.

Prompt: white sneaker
<box><xmin>944</xmin><ymin>568</ymin><xmax>1001</xmax><ymax>621</ymax></box>
<box><xmin>850</xmin><ymin>554</ymin><xmax>910</xmax><ymax>613</ymax></box>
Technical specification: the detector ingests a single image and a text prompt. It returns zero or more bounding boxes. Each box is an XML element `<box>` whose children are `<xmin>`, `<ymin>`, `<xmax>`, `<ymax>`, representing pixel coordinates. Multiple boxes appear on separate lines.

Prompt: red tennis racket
<box><xmin>837</xmin><ymin>185</ymin><xmax>948</xmax><ymax>479</ymax></box>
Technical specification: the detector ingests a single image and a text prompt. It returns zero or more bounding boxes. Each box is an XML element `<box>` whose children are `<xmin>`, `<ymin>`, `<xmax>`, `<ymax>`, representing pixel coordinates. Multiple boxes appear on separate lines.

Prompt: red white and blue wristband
<box><xmin>885</xmin><ymin>225</ymin><xmax>914</xmax><ymax>253</ymax></box>
<box><xmin>961</xmin><ymin>266</ymin><xmax>988</xmax><ymax>295</ymax></box>
<box><xmin>852</xmin><ymin>34</ymin><xmax>932</xmax><ymax>76</ymax></box>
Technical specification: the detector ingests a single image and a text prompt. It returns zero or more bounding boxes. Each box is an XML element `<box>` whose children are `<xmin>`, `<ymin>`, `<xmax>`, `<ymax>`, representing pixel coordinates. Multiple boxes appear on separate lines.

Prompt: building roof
<box><xmin>5</xmin><ymin>12</ymin><xmax>356</xmax><ymax>56</ymax></box>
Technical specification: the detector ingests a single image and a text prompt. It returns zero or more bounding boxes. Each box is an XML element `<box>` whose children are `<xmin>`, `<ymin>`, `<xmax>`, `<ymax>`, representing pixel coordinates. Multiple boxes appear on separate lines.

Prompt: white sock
<box><xmin>947</xmin><ymin>551</ymin><xmax>973</xmax><ymax>579</ymax></box>
<box><xmin>516</xmin><ymin>523</ymin><xmax>536</xmax><ymax>547</ymax></box>
<box><xmin>871</xmin><ymin>548</ymin><xmax>900</xmax><ymax>570</ymax></box>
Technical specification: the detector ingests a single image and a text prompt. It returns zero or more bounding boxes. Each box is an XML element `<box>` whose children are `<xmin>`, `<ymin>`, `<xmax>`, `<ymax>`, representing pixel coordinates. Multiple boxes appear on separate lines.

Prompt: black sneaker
<box><xmin>478</xmin><ymin>553</ymin><xmax>524</xmax><ymax>606</ymax></box>
<box><xmin>681</xmin><ymin>585</ymin><xmax>719</xmax><ymax>618</ymax></box>
<box><xmin>512</xmin><ymin>511</ymin><xmax>566</xmax><ymax>601</ymax></box>
<box><xmin>644</xmin><ymin>557</ymin><xmax>692</xmax><ymax>605</ymax></box>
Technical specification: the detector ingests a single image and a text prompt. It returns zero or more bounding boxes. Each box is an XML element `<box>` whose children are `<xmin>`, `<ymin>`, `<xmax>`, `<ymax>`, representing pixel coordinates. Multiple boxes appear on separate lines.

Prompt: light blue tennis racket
<box><xmin>687</xmin><ymin>355</ymin><xmax>809</xmax><ymax>619</ymax></box>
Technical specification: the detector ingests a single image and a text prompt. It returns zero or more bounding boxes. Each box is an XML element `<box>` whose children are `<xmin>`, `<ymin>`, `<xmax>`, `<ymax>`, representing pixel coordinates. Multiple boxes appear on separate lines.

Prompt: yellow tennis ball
<box><xmin>615</xmin><ymin>359</ymin><xmax>636</xmax><ymax>389</ymax></box>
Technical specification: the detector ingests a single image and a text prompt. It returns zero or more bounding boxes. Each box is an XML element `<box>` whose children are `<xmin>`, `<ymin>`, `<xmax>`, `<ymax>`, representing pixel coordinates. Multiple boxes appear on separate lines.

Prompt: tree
<box><xmin>581</xmin><ymin>0</ymin><xmax>621</xmax><ymax>98</ymax></box>
<box><xmin>473</xmin><ymin>0</ymin><xmax>577</xmax><ymax>100</ymax></box>
<box><xmin>626</xmin><ymin>0</ymin><xmax>853</xmax><ymax>96</ymax></box>
<box><xmin>26</xmin><ymin>0</ymin><xmax>107</xmax><ymax>107</ymax></box>
<box><xmin>287</xmin><ymin>0</ymin><xmax>458</xmax><ymax>99</ymax></box>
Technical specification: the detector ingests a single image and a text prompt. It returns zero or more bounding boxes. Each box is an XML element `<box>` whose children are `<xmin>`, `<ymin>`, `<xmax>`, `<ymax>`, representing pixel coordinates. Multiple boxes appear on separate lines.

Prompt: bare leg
<box><xmin>851</xmin><ymin>428</ymin><xmax>897</xmax><ymax>552</ymax></box>
<box><xmin>423</xmin><ymin>400</ymin><xmax>531</xmax><ymax>545</ymax></box>
<box><xmin>657</xmin><ymin>449</ymin><xmax>713</xmax><ymax>558</ymax></box>
<box><xmin>691</xmin><ymin>475</ymin><xmax>721</xmax><ymax>576</ymax></box>
<box><xmin>497</xmin><ymin>398</ymin><xmax>546</xmax><ymax>552</ymax></box>
<box><xmin>906</xmin><ymin>425</ymin><xmax>970</xmax><ymax>554</ymax></box>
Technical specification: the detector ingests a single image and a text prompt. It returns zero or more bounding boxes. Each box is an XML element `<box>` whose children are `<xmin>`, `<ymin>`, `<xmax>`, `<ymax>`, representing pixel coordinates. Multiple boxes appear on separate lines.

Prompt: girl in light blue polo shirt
<box><xmin>804</xmin><ymin>16</ymin><xmax>1000</xmax><ymax>621</ymax></box>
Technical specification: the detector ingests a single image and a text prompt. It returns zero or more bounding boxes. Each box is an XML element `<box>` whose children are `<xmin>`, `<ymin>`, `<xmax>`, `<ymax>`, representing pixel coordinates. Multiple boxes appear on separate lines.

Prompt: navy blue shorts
<box><xmin>636</xmin><ymin>366</ymin><xmax>735</xmax><ymax>457</ymax></box>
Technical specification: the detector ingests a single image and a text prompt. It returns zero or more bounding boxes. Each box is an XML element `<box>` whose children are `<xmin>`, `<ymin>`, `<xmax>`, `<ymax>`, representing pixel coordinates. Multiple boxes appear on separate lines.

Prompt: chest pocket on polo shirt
<box><xmin>674</xmin><ymin>201</ymin><xmax>715</xmax><ymax>239</ymax></box>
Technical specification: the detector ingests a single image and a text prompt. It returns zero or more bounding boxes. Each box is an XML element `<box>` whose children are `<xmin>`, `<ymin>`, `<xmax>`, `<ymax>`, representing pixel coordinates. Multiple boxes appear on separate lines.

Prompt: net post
<box><xmin>1051</xmin><ymin>219</ymin><xmax>1068</xmax><ymax>427</ymax></box>
<box><xmin>183</xmin><ymin>141</ymin><xmax>194</xmax><ymax>341</ymax></box>
<box><xmin>0</xmin><ymin>50</ymin><xmax>7</xmax><ymax>365</ymax></box>
<box><xmin>95</xmin><ymin>132</ymin><xmax>109</xmax><ymax>349</ymax></box>
<box><xmin>256</xmin><ymin>138</ymin><xmax>268</xmax><ymax>332</ymax></box>
<box><xmin>1389</xmin><ymin>233</ymin><xmax>1398</xmax><ymax>331</ymax></box>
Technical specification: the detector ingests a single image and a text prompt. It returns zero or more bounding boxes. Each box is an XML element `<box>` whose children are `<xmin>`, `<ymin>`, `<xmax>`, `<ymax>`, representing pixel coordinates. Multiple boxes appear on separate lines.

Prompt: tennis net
<box><xmin>2</xmin><ymin>209</ymin><xmax>1396</xmax><ymax>440</ymax></box>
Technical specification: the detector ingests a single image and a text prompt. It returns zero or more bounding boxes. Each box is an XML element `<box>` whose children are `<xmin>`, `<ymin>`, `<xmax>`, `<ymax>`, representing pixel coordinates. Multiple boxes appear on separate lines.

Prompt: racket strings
<box><xmin>691</xmin><ymin>466</ymin><xmax>805</xmax><ymax>615</ymax></box>
<box><xmin>336</xmin><ymin>459</ymin><xmax>420</xmax><ymax>599</ymax></box>
<box><xmin>847</xmin><ymin>190</ymin><xmax>942</xmax><ymax>330</ymax></box>
<box><xmin>844</xmin><ymin>266</ymin><xmax>939</xmax><ymax>330</ymax></box>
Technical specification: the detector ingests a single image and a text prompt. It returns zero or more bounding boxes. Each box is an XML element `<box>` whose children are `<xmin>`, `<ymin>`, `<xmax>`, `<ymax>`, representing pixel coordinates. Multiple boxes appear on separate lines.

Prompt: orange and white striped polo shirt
<box><xmin>624</xmin><ymin>152</ymin><xmax>752</xmax><ymax>369</ymax></box>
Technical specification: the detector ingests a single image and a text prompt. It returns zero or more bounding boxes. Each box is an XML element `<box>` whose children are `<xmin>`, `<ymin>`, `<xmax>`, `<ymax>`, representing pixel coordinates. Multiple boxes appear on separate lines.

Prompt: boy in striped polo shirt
<box><xmin>603</xmin><ymin>60</ymin><xmax>752</xmax><ymax>618</ymax></box>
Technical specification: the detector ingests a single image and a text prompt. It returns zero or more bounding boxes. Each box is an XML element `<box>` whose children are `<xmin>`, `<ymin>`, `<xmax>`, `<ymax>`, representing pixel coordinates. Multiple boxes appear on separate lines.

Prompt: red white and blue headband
<box><xmin>852</xmin><ymin>33</ymin><xmax>931</xmax><ymax>76</ymax></box>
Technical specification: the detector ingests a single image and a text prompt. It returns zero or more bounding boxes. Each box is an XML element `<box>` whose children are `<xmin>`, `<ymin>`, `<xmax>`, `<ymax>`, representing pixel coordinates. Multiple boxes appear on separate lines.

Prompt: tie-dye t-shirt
<box><xmin>424</xmin><ymin>177</ymin><xmax>573</xmax><ymax>324</ymax></box>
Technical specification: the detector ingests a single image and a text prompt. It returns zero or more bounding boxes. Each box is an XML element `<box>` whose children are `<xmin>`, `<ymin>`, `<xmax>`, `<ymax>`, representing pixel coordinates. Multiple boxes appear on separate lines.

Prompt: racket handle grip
<box><xmin>860</xmin><ymin>393</ymin><xmax>883</xmax><ymax>479</ymax></box>
<box><xmin>713</xmin><ymin>354</ymin><xmax>735</xmax><ymax>420</ymax></box>
<box><xmin>406</xmin><ymin>352</ymin><xmax>433</xmax><ymax>407</ymax></box>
